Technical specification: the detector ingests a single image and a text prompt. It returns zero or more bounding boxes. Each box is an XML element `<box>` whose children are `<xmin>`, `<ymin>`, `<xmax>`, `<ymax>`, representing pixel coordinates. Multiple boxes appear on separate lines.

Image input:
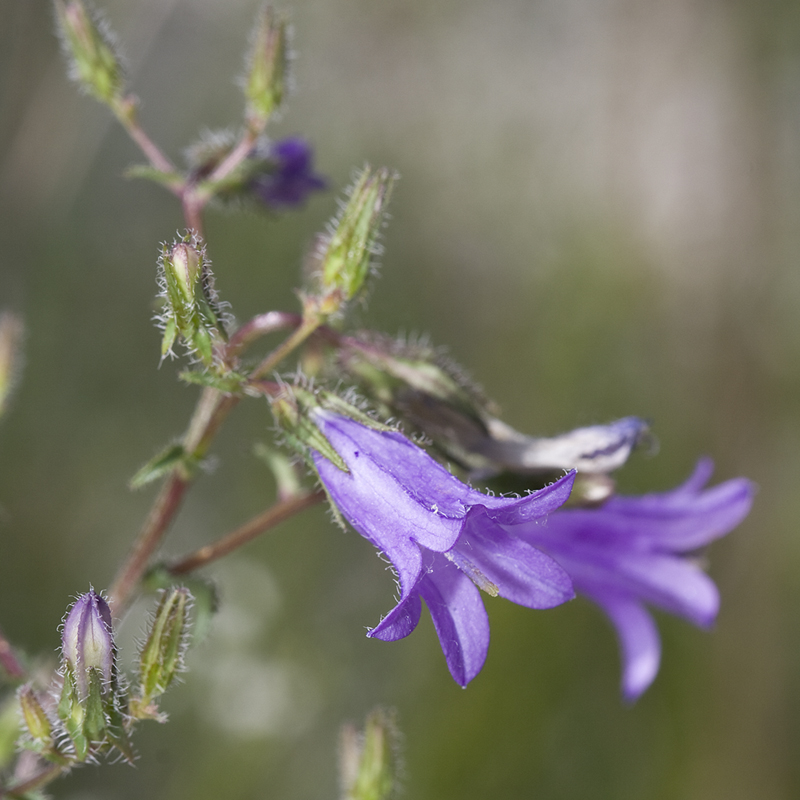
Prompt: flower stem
<box><xmin>251</xmin><ymin>316</ymin><xmax>322</xmax><ymax>380</ymax></box>
<box><xmin>4</xmin><ymin>764</ymin><xmax>68</xmax><ymax>798</ymax></box>
<box><xmin>109</xmin><ymin>313</ymin><xmax>327</xmax><ymax>614</ymax></box>
<box><xmin>226</xmin><ymin>310</ymin><xmax>302</xmax><ymax>359</ymax></box>
<box><xmin>167</xmin><ymin>490</ymin><xmax>325</xmax><ymax>575</ymax></box>
<box><xmin>114</xmin><ymin>99</ymin><xmax>176</xmax><ymax>177</ymax></box>
<box><xmin>0</xmin><ymin>627</ymin><xmax>25</xmax><ymax>681</ymax></box>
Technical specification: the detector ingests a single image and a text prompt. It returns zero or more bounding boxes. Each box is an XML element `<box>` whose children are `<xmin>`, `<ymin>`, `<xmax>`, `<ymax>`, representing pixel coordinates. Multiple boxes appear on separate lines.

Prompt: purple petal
<box><xmin>455</xmin><ymin>508</ymin><xmax>575</xmax><ymax>608</ymax></box>
<box><xmin>417</xmin><ymin>553</ymin><xmax>490</xmax><ymax>687</ymax></box>
<box><xmin>368</xmin><ymin>590</ymin><xmax>423</xmax><ymax>642</ymax></box>
<box><xmin>604</xmin><ymin>475</ymin><xmax>755</xmax><ymax>551</ymax></box>
<box><xmin>586</xmin><ymin>588</ymin><xmax>661</xmax><ymax>701</ymax></box>
<box><xmin>481</xmin><ymin>471</ymin><xmax>576</xmax><ymax>524</ymax></box>
<box><xmin>251</xmin><ymin>137</ymin><xmax>326</xmax><ymax>209</ymax></box>
<box><xmin>528</xmin><ymin>531</ymin><xmax>719</xmax><ymax>628</ymax></box>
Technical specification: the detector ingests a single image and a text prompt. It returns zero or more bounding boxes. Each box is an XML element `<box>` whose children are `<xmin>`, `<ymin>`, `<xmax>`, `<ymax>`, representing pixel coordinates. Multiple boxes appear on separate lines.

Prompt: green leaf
<box><xmin>125</xmin><ymin>164</ymin><xmax>184</xmax><ymax>192</ymax></box>
<box><xmin>179</xmin><ymin>369</ymin><xmax>248</xmax><ymax>393</ymax></box>
<box><xmin>130</xmin><ymin>444</ymin><xmax>188</xmax><ymax>489</ymax></box>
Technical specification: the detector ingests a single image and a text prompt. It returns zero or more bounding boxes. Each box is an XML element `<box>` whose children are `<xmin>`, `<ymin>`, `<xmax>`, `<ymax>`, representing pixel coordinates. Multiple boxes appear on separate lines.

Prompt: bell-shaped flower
<box><xmin>309</xmin><ymin>409</ymin><xmax>576</xmax><ymax>686</ymax></box>
<box><xmin>515</xmin><ymin>459</ymin><xmax>754</xmax><ymax>700</ymax></box>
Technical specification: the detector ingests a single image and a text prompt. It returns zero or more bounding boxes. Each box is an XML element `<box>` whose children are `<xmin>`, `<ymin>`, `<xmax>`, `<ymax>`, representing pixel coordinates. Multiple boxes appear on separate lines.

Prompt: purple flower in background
<box><xmin>61</xmin><ymin>590</ymin><xmax>115</xmax><ymax>699</ymax></box>
<box><xmin>517</xmin><ymin>459</ymin><xmax>754</xmax><ymax>700</ymax></box>
<box><xmin>251</xmin><ymin>137</ymin><xmax>326</xmax><ymax>209</ymax></box>
<box><xmin>310</xmin><ymin>409</ymin><xmax>576</xmax><ymax>686</ymax></box>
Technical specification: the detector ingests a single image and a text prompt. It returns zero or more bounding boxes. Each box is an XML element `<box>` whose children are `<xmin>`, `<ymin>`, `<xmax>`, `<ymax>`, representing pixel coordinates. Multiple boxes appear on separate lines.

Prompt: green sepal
<box><xmin>124</xmin><ymin>164</ymin><xmax>185</xmax><ymax>192</ymax></box>
<box><xmin>317</xmin><ymin>391</ymin><xmax>394</xmax><ymax>433</ymax></box>
<box><xmin>58</xmin><ymin>667</ymin><xmax>88</xmax><ymax>761</ymax></box>
<box><xmin>179</xmin><ymin>369</ymin><xmax>248</xmax><ymax>393</ymax></box>
<box><xmin>130</xmin><ymin>444</ymin><xmax>189</xmax><ymax>489</ymax></box>
<box><xmin>272</xmin><ymin>393</ymin><xmax>349</xmax><ymax>473</ymax></box>
<box><xmin>161</xmin><ymin>316</ymin><xmax>178</xmax><ymax>360</ymax></box>
<box><xmin>17</xmin><ymin>686</ymin><xmax>51</xmax><ymax>746</ymax></box>
<box><xmin>0</xmin><ymin>693</ymin><xmax>20</xmax><ymax>770</ymax></box>
<box><xmin>81</xmin><ymin>670</ymin><xmax>106</xmax><ymax>743</ymax></box>
<box><xmin>103</xmin><ymin>694</ymin><xmax>135</xmax><ymax>763</ymax></box>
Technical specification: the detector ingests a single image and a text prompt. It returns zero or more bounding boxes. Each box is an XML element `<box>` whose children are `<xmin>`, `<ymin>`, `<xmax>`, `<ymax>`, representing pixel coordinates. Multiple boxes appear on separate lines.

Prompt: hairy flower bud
<box><xmin>136</xmin><ymin>587</ymin><xmax>192</xmax><ymax>709</ymax></box>
<box><xmin>61</xmin><ymin>590</ymin><xmax>114</xmax><ymax>701</ymax></box>
<box><xmin>307</xmin><ymin>166</ymin><xmax>395</xmax><ymax>316</ymax></box>
<box><xmin>57</xmin><ymin>590</ymin><xmax>126</xmax><ymax>759</ymax></box>
<box><xmin>244</xmin><ymin>5</ymin><xmax>289</xmax><ymax>129</ymax></box>
<box><xmin>339</xmin><ymin>708</ymin><xmax>399</xmax><ymax>800</ymax></box>
<box><xmin>18</xmin><ymin>685</ymin><xmax>52</xmax><ymax>746</ymax></box>
<box><xmin>158</xmin><ymin>234</ymin><xmax>226</xmax><ymax>366</ymax></box>
<box><xmin>54</xmin><ymin>0</ymin><xmax>125</xmax><ymax>106</ymax></box>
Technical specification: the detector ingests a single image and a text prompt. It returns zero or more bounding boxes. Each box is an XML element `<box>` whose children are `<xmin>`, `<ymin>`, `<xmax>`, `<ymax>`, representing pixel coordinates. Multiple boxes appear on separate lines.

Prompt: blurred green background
<box><xmin>1</xmin><ymin>0</ymin><xmax>799</xmax><ymax>797</ymax></box>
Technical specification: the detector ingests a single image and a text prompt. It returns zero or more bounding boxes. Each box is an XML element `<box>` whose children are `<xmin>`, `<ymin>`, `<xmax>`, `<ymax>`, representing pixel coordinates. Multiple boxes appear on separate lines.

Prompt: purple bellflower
<box><xmin>251</xmin><ymin>137</ymin><xmax>326</xmax><ymax>209</ymax></box>
<box><xmin>516</xmin><ymin>459</ymin><xmax>754</xmax><ymax>700</ymax></box>
<box><xmin>61</xmin><ymin>590</ymin><xmax>115</xmax><ymax>699</ymax></box>
<box><xmin>309</xmin><ymin>409</ymin><xmax>577</xmax><ymax>687</ymax></box>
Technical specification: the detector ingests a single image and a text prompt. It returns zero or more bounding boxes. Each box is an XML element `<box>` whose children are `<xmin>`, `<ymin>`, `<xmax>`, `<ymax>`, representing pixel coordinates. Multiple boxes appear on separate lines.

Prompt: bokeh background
<box><xmin>1</xmin><ymin>0</ymin><xmax>799</xmax><ymax>797</ymax></box>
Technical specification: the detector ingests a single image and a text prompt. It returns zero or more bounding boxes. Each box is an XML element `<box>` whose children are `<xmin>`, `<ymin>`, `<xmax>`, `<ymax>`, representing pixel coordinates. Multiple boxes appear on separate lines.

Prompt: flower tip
<box><xmin>61</xmin><ymin>589</ymin><xmax>115</xmax><ymax>695</ymax></box>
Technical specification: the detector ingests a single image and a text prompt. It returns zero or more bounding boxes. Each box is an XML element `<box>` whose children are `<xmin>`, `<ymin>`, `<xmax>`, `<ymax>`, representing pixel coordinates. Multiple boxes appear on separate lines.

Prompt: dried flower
<box><xmin>250</xmin><ymin>137</ymin><xmax>326</xmax><ymax>209</ymax></box>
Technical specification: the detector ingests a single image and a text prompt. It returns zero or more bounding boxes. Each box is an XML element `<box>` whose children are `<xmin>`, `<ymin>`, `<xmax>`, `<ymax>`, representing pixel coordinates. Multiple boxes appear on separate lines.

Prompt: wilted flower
<box><xmin>251</xmin><ymin>137</ymin><xmax>326</xmax><ymax>209</ymax></box>
<box><xmin>309</xmin><ymin>409</ymin><xmax>576</xmax><ymax>686</ymax></box>
<box><xmin>61</xmin><ymin>590</ymin><xmax>114</xmax><ymax>700</ymax></box>
<box><xmin>517</xmin><ymin>459</ymin><xmax>754</xmax><ymax>700</ymax></box>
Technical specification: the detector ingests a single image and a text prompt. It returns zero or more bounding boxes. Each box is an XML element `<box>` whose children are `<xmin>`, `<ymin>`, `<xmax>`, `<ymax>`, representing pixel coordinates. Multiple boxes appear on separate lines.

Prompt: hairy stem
<box><xmin>167</xmin><ymin>490</ymin><xmax>325</xmax><ymax>575</ymax></box>
<box><xmin>5</xmin><ymin>764</ymin><xmax>68</xmax><ymax>798</ymax></box>
<box><xmin>251</xmin><ymin>316</ymin><xmax>322</xmax><ymax>380</ymax></box>
<box><xmin>115</xmin><ymin>101</ymin><xmax>176</xmax><ymax>176</ymax></box>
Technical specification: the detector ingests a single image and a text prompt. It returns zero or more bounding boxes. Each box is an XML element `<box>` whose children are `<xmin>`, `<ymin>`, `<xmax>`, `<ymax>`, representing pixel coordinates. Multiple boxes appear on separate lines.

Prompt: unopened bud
<box><xmin>61</xmin><ymin>590</ymin><xmax>114</xmax><ymax>701</ymax></box>
<box><xmin>158</xmin><ymin>234</ymin><xmax>226</xmax><ymax>366</ymax></box>
<box><xmin>137</xmin><ymin>587</ymin><xmax>192</xmax><ymax>705</ymax></box>
<box><xmin>18</xmin><ymin>685</ymin><xmax>52</xmax><ymax>745</ymax></box>
<box><xmin>244</xmin><ymin>5</ymin><xmax>289</xmax><ymax>128</ymax></box>
<box><xmin>309</xmin><ymin>166</ymin><xmax>395</xmax><ymax>315</ymax></box>
<box><xmin>55</xmin><ymin>0</ymin><xmax>125</xmax><ymax>106</ymax></box>
<box><xmin>340</xmin><ymin>708</ymin><xmax>399</xmax><ymax>800</ymax></box>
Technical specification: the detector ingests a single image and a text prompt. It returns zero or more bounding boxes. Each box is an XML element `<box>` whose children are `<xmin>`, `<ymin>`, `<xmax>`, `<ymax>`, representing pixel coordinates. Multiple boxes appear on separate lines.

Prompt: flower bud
<box><xmin>136</xmin><ymin>587</ymin><xmax>192</xmax><ymax>707</ymax></box>
<box><xmin>54</xmin><ymin>0</ymin><xmax>125</xmax><ymax>106</ymax></box>
<box><xmin>61</xmin><ymin>590</ymin><xmax>114</xmax><ymax>701</ymax></box>
<box><xmin>339</xmin><ymin>708</ymin><xmax>399</xmax><ymax>800</ymax></box>
<box><xmin>244</xmin><ymin>5</ymin><xmax>289</xmax><ymax>129</ymax></box>
<box><xmin>158</xmin><ymin>234</ymin><xmax>226</xmax><ymax>366</ymax></box>
<box><xmin>18</xmin><ymin>685</ymin><xmax>52</xmax><ymax>746</ymax></box>
<box><xmin>307</xmin><ymin>166</ymin><xmax>395</xmax><ymax>315</ymax></box>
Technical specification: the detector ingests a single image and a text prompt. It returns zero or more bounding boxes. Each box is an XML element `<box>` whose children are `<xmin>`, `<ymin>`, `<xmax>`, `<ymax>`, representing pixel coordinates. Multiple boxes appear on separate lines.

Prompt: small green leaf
<box><xmin>130</xmin><ymin>444</ymin><xmax>188</xmax><ymax>489</ymax></box>
<box><xmin>125</xmin><ymin>164</ymin><xmax>184</xmax><ymax>192</ymax></box>
<box><xmin>179</xmin><ymin>369</ymin><xmax>247</xmax><ymax>393</ymax></box>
